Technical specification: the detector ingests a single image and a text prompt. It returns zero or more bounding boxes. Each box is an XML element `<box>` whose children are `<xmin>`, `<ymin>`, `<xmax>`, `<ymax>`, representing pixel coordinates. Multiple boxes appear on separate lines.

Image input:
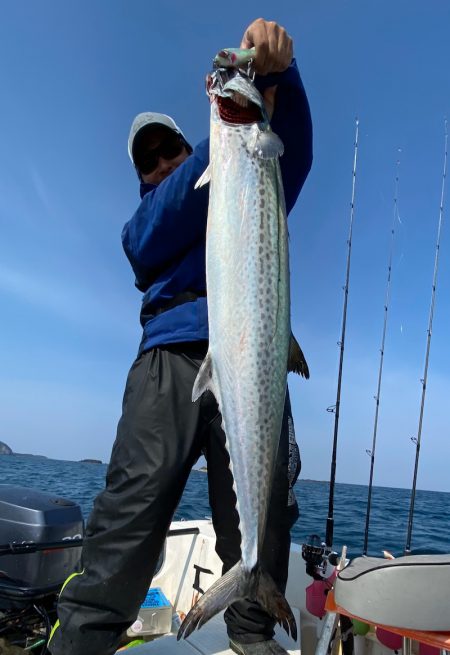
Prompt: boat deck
<box><xmin>119</xmin><ymin>609</ymin><xmax>301</xmax><ymax>655</ymax></box>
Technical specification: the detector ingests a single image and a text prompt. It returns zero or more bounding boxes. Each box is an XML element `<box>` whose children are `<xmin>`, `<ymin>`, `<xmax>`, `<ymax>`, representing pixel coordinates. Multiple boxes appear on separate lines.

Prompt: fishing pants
<box><xmin>49</xmin><ymin>343</ymin><xmax>300</xmax><ymax>655</ymax></box>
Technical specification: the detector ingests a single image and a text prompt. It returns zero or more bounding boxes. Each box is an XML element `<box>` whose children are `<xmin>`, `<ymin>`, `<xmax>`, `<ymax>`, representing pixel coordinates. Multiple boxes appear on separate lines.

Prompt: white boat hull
<box><xmin>118</xmin><ymin>519</ymin><xmax>418</xmax><ymax>655</ymax></box>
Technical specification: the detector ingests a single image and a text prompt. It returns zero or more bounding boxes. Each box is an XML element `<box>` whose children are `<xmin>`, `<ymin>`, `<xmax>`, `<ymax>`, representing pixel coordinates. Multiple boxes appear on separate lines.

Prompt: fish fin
<box><xmin>255</xmin><ymin>568</ymin><xmax>297</xmax><ymax>640</ymax></box>
<box><xmin>250</xmin><ymin>130</ymin><xmax>284</xmax><ymax>160</ymax></box>
<box><xmin>177</xmin><ymin>563</ymin><xmax>297</xmax><ymax>641</ymax></box>
<box><xmin>192</xmin><ymin>351</ymin><xmax>214</xmax><ymax>402</ymax></box>
<box><xmin>195</xmin><ymin>165</ymin><xmax>211</xmax><ymax>189</ymax></box>
<box><xmin>288</xmin><ymin>334</ymin><xmax>310</xmax><ymax>379</ymax></box>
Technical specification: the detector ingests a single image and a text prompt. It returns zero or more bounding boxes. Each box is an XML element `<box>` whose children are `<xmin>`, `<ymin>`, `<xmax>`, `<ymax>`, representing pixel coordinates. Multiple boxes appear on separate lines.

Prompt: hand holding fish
<box><xmin>240</xmin><ymin>18</ymin><xmax>293</xmax><ymax>75</ymax></box>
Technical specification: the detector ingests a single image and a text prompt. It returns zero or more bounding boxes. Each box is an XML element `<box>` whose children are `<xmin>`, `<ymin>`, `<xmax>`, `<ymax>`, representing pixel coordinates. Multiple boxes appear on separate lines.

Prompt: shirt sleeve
<box><xmin>122</xmin><ymin>139</ymin><xmax>210</xmax><ymax>291</ymax></box>
<box><xmin>255</xmin><ymin>59</ymin><xmax>313</xmax><ymax>215</ymax></box>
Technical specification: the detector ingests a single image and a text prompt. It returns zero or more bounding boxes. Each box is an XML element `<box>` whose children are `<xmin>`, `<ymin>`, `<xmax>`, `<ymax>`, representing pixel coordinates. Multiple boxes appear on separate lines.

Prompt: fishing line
<box><xmin>325</xmin><ymin>118</ymin><xmax>360</xmax><ymax>550</ymax></box>
<box><xmin>404</xmin><ymin>119</ymin><xmax>448</xmax><ymax>554</ymax></box>
<box><xmin>362</xmin><ymin>155</ymin><xmax>400</xmax><ymax>556</ymax></box>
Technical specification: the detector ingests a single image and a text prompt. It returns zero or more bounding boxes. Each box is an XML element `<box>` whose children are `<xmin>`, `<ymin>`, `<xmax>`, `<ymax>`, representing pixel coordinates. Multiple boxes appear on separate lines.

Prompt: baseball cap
<box><xmin>128</xmin><ymin>112</ymin><xmax>189</xmax><ymax>165</ymax></box>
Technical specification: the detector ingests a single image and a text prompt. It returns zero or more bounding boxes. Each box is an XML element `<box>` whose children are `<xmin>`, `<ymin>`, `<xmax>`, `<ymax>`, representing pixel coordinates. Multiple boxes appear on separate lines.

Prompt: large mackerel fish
<box><xmin>178</xmin><ymin>48</ymin><xmax>309</xmax><ymax>641</ymax></box>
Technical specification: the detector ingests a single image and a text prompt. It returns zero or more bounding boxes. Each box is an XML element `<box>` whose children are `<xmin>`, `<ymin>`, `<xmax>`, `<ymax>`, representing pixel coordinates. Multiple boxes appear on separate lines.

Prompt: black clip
<box><xmin>193</xmin><ymin>564</ymin><xmax>214</xmax><ymax>595</ymax></box>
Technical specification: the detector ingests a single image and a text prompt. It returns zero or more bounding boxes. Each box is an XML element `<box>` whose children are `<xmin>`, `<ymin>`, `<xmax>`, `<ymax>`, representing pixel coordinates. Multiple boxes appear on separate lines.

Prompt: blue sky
<box><xmin>1</xmin><ymin>1</ymin><xmax>449</xmax><ymax>493</ymax></box>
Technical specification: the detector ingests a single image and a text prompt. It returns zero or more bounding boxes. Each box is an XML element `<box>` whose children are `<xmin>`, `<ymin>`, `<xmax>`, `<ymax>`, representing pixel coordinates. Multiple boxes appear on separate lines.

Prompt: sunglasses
<box><xmin>136</xmin><ymin>132</ymin><xmax>185</xmax><ymax>175</ymax></box>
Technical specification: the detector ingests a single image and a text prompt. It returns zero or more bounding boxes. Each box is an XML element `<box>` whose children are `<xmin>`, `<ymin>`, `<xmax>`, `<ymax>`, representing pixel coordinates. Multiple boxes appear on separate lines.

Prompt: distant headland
<box><xmin>0</xmin><ymin>441</ymin><xmax>102</xmax><ymax>464</ymax></box>
<box><xmin>0</xmin><ymin>440</ymin><xmax>48</xmax><ymax>458</ymax></box>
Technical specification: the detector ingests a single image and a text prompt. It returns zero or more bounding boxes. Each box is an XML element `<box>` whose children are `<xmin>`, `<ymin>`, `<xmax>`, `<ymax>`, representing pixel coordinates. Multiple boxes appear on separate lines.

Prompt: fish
<box><xmin>177</xmin><ymin>49</ymin><xmax>309</xmax><ymax>642</ymax></box>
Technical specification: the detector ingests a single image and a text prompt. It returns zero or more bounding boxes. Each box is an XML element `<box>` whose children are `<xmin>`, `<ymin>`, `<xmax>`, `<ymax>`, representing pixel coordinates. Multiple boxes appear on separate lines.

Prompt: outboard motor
<box><xmin>0</xmin><ymin>485</ymin><xmax>84</xmax><ymax>650</ymax></box>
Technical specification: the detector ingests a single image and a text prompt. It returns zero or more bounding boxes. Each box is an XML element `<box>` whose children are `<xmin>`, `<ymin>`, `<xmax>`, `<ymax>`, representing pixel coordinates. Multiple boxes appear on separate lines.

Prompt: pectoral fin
<box><xmin>195</xmin><ymin>164</ymin><xmax>211</xmax><ymax>189</ymax></box>
<box><xmin>288</xmin><ymin>334</ymin><xmax>310</xmax><ymax>379</ymax></box>
<box><xmin>192</xmin><ymin>351</ymin><xmax>214</xmax><ymax>401</ymax></box>
<box><xmin>249</xmin><ymin>130</ymin><xmax>284</xmax><ymax>159</ymax></box>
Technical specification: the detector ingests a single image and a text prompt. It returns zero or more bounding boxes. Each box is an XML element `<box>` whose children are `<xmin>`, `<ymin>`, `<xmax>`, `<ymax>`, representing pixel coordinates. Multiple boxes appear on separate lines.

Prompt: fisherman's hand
<box><xmin>240</xmin><ymin>18</ymin><xmax>293</xmax><ymax>75</ymax></box>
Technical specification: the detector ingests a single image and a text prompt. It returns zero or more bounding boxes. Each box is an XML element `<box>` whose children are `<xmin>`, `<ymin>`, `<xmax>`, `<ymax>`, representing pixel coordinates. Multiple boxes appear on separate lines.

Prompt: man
<box><xmin>49</xmin><ymin>18</ymin><xmax>312</xmax><ymax>655</ymax></box>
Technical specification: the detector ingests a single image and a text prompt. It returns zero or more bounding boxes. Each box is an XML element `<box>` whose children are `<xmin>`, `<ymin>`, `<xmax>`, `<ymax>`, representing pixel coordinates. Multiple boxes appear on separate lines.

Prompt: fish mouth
<box><xmin>216</xmin><ymin>95</ymin><xmax>262</xmax><ymax>124</ymax></box>
<box><xmin>207</xmin><ymin>69</ymin><xmax>263</xmax><ymax>125</ymax></box>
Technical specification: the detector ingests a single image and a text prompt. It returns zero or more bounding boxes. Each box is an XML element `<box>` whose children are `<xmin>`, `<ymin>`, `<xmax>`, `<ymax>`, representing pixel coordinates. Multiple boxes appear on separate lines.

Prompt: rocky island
<box><xmin>0</xmin><ymin>441</ymin><xmax>13</xmax><ymax>455</ymax></box>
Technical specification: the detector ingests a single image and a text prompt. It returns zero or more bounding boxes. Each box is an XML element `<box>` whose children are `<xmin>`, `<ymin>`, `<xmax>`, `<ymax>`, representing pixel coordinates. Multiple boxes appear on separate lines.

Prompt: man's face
<box><xmin>134</xmin><ymin>126</ymin><xmax>190</xmax><ymax>185</ymax></box>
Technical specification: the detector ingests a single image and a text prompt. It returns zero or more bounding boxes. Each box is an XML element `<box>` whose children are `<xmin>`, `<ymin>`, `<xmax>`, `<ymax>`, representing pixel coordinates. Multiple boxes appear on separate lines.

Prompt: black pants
<box><xmin>49</xmin><ymin>344</ymin><xmax>300</xmax><ymax>655</ymax></box>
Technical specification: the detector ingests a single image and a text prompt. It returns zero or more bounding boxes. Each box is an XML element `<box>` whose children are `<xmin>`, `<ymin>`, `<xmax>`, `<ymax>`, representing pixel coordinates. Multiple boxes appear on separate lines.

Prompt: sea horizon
<box><xmin>1</xmin><ymin>452</ymin><xmax>449</xmax><ymax>495</ymax></box>
<box><xmin>1</xmin><ymin>454</ymin><xmax>449</xmax><ymax>556</ymax></box>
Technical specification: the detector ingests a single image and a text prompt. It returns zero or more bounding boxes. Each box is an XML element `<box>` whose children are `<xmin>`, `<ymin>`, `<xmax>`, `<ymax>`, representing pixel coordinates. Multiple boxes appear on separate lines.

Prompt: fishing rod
<box><xmin>302</xmin><ymin>119</ymin><xmax>360</xmax><ymax>577</ymax></box>
<box><xmin>0</xmin><ymin>538</ymin><xmax>83</xmax><ymax>557</ymax></box>
<box><xmin>325</xmin><ymin>118</ymin><xmax>360</xmax><ymax>551</ymax></box>
<box><xmin>0</xmin><ymin>525</ymin><xmax>201</xmax><ymax>558</ymax></box>
<box><xmin>404</xmin><ymin>119</ymin><xmax>448</xmax><ymax>555</ymax></box>
<box><xmin>362</xmin><ymin>157</ymin><xmax>400</xmax><ymax>556</ymax></box>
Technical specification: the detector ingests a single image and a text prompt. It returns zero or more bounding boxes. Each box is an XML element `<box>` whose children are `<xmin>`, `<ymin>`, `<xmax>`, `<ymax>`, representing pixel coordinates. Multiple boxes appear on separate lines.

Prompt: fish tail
<box><xmin>177</xmin><ymin>561</ymin><xmax>297</xmax><ymax>641</ymax></box>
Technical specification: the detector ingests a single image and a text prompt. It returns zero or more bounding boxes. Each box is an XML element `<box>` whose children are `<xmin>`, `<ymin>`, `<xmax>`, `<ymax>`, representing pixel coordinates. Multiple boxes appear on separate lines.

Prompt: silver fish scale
<box><xmin>205</xmin><ymin>105</ymin><xmax>290</xmax><ymax>571</ymax></box>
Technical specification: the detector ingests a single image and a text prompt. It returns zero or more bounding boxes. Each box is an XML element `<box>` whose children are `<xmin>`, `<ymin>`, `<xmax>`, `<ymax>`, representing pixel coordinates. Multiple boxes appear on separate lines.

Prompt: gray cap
<box><xmin>127</xmin><ymin>112</ymin><xmax>187</xmax><ymax>164</ymax></box>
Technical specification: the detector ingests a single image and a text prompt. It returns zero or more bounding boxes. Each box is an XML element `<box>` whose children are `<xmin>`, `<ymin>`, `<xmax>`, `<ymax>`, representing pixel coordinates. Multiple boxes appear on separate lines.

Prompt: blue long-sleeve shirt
<box><xmin>122</xmin><ymin>60</ymin><xmax>313</xmax><ymax>354</ymax></box>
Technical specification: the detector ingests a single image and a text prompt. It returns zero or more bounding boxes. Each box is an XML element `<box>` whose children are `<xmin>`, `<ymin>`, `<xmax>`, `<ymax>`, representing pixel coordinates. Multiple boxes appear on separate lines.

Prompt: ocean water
<box><xmin>1</xmin><ymin>455</ymin><xmax>449</xmax><ymax>558</ymax></box>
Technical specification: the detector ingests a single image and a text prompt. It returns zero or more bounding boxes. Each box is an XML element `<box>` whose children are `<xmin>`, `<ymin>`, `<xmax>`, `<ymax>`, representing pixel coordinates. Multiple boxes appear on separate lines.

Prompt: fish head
<box><xmin>206</xmin><ymin>68</ymin><xmax>267</xmax><ymax>127</ymax></box>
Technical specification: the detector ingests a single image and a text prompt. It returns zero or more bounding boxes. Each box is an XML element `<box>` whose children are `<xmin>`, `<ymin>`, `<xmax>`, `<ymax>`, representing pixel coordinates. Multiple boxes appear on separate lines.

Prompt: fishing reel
<box><xmin>302</xmin><ymin>534</ymin><xmax>339</xmax><ymax>580</ymax></box>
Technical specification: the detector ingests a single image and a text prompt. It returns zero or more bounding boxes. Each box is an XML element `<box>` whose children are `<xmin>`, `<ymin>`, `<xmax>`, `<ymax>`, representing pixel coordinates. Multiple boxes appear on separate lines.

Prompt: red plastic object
<box><xmin>305</xmin><ymin>571</ymin><xmax>336</xmax><ymax>619</ymax></box>
<box><xmin>419</xmin><ymin>643</ymin><xmax>440</xmax><ymax>655</ymax></box>
<box><xmin>376</xmin><ymin>627</ymin><xmax>403</xmax><ymax>651</ymax></box>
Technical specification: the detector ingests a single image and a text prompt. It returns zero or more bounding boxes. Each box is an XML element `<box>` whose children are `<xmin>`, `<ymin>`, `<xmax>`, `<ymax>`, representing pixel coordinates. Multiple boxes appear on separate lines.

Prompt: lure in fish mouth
<box><xmin>213</xmin><ymin>46</ymin><xmax>256</xmax><ymax>70</ymax></box>
<box><xmin>178</xmin><ymin>47</ymin><xmax>309</xmax><ymax>643</ymax></box>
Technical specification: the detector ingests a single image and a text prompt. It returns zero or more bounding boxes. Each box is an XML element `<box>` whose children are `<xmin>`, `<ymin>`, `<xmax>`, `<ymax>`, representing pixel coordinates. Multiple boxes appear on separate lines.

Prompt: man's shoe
<box><xmin>229</xmin><ymin>638</ymin><xmax>290</xmax><ymax>655</ymax></box>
